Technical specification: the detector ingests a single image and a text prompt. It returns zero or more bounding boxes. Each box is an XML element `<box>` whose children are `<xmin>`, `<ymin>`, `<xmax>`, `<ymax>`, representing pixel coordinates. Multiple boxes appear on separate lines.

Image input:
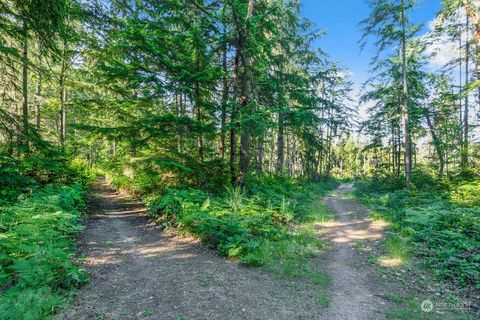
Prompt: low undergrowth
<box><xmin>143</xmin><ymin>175</ymin><xmax>338</xmax><ymax>281</ymax></box>
<box><xmin>353</xmin><ymin>175</ymin><xmax>480</xmax><ymax>290</ymax></box>
<box><xmin>0</xmin><ymin>184</ymin><xmax>89</xmax><ymax>319</ymax></box>
<box><xmin>103</xmin><ymin>160</ymin><xmax>339</xmax><ymax>283</ymax></box>
<box><xmin>0</xmin><ymin>153</ymin><xmax>95</xmax><ymax>206</ymax></box>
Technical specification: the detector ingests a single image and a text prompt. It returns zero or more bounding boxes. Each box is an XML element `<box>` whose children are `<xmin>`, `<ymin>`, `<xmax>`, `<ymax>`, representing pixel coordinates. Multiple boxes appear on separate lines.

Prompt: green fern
<box><xmin>225</xmin><ymin>186</ymin><xmax>244</xmax><ymax>213</ymax></box>
<box><xmin>0</xmin><ymin>184</ymin><xmax>88</xmax><ymax>319</ymax></box>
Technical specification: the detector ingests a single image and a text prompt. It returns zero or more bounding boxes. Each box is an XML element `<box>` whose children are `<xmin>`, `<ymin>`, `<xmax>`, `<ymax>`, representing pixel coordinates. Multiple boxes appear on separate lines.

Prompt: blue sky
<box><xmin>300</xmin><ymin>0</ymin><xmax>442</xmax><ymax>86</ymax></box>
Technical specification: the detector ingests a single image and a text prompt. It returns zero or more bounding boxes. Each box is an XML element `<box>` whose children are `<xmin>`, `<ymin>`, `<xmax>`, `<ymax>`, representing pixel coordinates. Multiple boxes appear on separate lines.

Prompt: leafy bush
<box><xmin>0</xmin><ymin>184</ymin><xmax>88</xmax><ymax>319</ymax></box>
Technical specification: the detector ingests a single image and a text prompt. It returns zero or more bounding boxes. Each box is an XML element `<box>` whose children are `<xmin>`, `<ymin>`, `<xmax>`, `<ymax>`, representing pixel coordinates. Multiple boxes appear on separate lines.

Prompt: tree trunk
<box><xmin>462</xmin><ymin>1</ymin><xmax>480</xmax><ymax>80</ymax></box>
<box><xmin>60</xmin><ymin>63</ymin><xmax>67</xmax><ymax>147</ymax></box>
<box><xmin>177</xmin><ymin>84</ymin><xmax>183</xmax><ymax>153</ymax></box>
<box><xmin>113</xmin><ymin>139</ymin><xmax>117</xmax><ymax>158</ymax></box>
<box><xmin>36</xmin><ymin>72</ymin><xmax>41</xmax><ymax>130</ymax></box>
<box><xmin>391</xmin><ymin>123</ymin><xmax>396</xmax><ymax>175</ymax></box>
<box><xmin>230</xmin><ymin>40</ymin><xmax>240</xmax><ymax>185</ymax></box>
<box><xmin>276</xmin><ymin>112</ymin><xmax>284</xmax><ymax>173</ymax></box>
<box><xmin>59</xmin><ymin>37</ymin><xmax>69</xmax><ymax>148</ymax></box>
<box><xmin>257</xmin><ymin>133</ymin><xmax>265</xmax><ymax>174</ymax></box>
<box><xmin>401</xmin><ymin>1</ymin><xmax>411</xmax><ymax>190</ymax></box>
<box><xmin>220</xmin><ymin>19</ymin><xmax>228</xmax><ymax>159</ymax></box>
<box><xmin>239</xmin><ymin>120</ymin><xmax>249</xmax><ymax>185</ymax></box>
<box><xmin>462</xmin><ymin>1</ymin><xmax>480</xmax><ymax>168</ymax></box>
<box><xmin>21</xmin><ymin>21</ymin><xmax>29</xmax><ymax>152</ymax></box>
<box><xmin>35</xmin><ymin>45</ymin><xmax>42</xmax><ymax>130</ymax></box>
<box><xmin>462</xmin><ymin>12</ymin><xmax>470</xmax><ymax>169</ymax></box>
<box><xmin>269</xmin><ymin>130</ymin><xmax>275</xmax><ymax>171</ymax></box>
<box><xmin>237</xmin><ymin>0</ymin><xmax>254</xmax><ymax>187</ymax></box>
<box><xmin>195</xmin><ymin>81</ymin><xmax>204</xmax><ymax>162</ymax></box>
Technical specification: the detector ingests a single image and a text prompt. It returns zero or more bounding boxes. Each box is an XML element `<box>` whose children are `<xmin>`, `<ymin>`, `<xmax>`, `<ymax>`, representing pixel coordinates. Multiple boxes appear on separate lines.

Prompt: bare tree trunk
<box><xmin>35</xmin><ymin>46</ymin><xmax>42</xmax><ymax>130</ymax></box>
<box><xmin>36</xmin><ymin>74</ymin><xmax>41</xmax><ymax>130</ymax></box>
<box><xmin>113</xmin><ymin>139</ymin><xmax>117</xmax><ymax>157</ymax></box>
<box><xmin>269</xmin><ymin>130</ymin><xmax>275</xmax><ymax>172</ymax></box>
<box><xmin>318</xmin><ymin>108</ymin><xmax>324</xmax><ymax>176</ymax></box>
<box><xmin>292</xmin><ymin>137</ymin><xmax>297</xmax><ymax>176</ymax></box>
<box><xmin>60</xmin><ymin>56</ymin><xmax>67</xmax><ymax>148</ymax></box>
<box><xmin>21</xmin><ymin>21</ymin><xmax>29</xmax><ymax>152</ymax></box>
<box><xmin>257</xmin><ymin>133</ymin><xmax>265</xmax><ymax>174</ymax></box>
<box><xmin>195</xmin><ymin>81</ymin><xmax>204</xmax><ymax>162</ymax></box>
<box><xmin>239</xmin><ymin>118</ymin><xmax>249</xmax><ymax>184</ymax></box>
<box><xmin>325</xmin><ymin>108</ymin><xmax>332</xmax><ymax>175</ymax></box>
<box><xmin>275</xmin><ymin>112</ymin><xmax>284</xmax><ymax>173</ymax></box>
<box><xmin>313</xmin><ymin>148</ymin><xmax>320</xmax><ymax>180</ymax></box>
<box><xmin>392</xmin><ymin>129</ymin><xmax>396</xmax><ymax>176</ymax></box>
<box><xmin>12</xmin><ymin>89</ymin><xmax>18</xmax><ymax>115</ymax></box>
<box><xmin>247</xmin><ymin>0</ymin><xmax>253</xmax><ymax>17</ymax></box>
<box><xmin>397</xmin><ymin>129</ymin><xmax>401</xmax><ymax>176</ymax></box>
<box><xmin>178</xmin><ymin>84</ymin><xmax>184</xmax><ymax>153</ymax></box>
<box><xmin>327</xmin><ymin>126</ymin><xmax>333</xmax><ymax>175</ymax></box>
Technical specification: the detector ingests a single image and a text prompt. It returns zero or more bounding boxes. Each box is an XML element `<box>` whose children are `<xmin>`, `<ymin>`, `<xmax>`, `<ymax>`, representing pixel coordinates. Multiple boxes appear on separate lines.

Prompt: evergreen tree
<box><xmin>360</xmin><ymin>0</ymin><xmax>422</xmax><ymax>189</ymax></box>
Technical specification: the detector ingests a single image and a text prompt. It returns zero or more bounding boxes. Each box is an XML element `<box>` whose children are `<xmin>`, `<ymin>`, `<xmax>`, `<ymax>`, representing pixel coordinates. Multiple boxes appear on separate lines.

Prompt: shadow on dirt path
<box><xmin>317</xmin><ymin>183</ymin><xmax>389</xmax><ymax>320</ymax></box>
<box><xmin>57</xmin><ymin>178</ymin><xmax>329</xmax><ymax>320</ymax></box>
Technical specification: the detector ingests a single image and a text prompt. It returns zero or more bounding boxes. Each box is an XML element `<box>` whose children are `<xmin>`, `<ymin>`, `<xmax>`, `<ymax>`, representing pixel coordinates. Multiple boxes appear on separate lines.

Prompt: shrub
<box><xmin>144</xmin><ymin>188</ymin><xmax>208</xmax><ymax>226</ymax></box>
<box><xmin>406</xmin><ymin>203</ymin><xmax>480</xmax><ymax>287</ymax></box>
<box><xmin>450</xmin><ymin>181</ymin><xmax>480</xmax><ymax>207</ymax></box>
<box><xmin>179</xmin><ymin>209</ymin><xmax>262</xmax><ymax>258</ymax></box>
<box><xmin>0</xmin><ymin>155</ymin><xmax>37</xmax><ymax>205</ymax></box>
<box><xmin>354</xmin><ymin>175</ymin><xmax>480</xmax><ymax>289</ymax></box>
<box><xmin>0</xmin><ymin>155</ymin><xmax>95</xmax><ymax>206</ymax></box>
<box><xmin>65</xmin><ymin>158</ymin><xmax>96</xmax><ymax>187</ymax></box>
<box><xmin>224</xmin><ymin>186</ymin><xmax>243</xmax><ymax>213</ymax></box>
<box><xmin>100</xmin><ymin>156</ymin><xmax>230</xmax><ymax>196</ymax></box>
<box><xmin>0</xmin><ymin>184</ymin><xmax>88</xmax><ymax>319</ymax></box>
<box><xmin>143</xmin><ymin>176</ymin><xmax>338</xmax><ymax>271</ymax></box>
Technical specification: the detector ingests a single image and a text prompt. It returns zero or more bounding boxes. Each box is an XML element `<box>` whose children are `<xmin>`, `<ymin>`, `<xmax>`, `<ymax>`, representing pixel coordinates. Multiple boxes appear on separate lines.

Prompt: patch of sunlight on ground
<box><xmin>378</xmin><ymin>256</ymin><xmax>405</xmax><ymax>267</ymax></box>
<box><xmin>369</xmin><ymin>219</ymin><xmax>390</xmax><ymax>230</ymax></box>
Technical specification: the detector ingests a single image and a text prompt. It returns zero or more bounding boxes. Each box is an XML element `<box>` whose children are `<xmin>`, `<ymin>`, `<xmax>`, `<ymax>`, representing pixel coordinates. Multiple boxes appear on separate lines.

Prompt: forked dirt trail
<box><xmin>58</xmin><ymin>178</ymin><xmax>327</xmax><ymax>320</ymax></box>
<box><xmin>59</xmin><ymin>180</ymin><xmax>389</xmax><ymax>319</ymax></box>
<box><xmin>318</xmin><ymin>183</ymin><xmax>388</xmax><ymax>320</ymax></box>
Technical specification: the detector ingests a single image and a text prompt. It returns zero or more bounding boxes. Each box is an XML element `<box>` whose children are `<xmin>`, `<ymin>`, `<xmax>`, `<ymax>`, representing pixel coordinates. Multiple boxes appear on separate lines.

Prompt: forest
<box><xmin>0</xmin><ymin>0</ymin><xmax>479</xmax><ymax>319</ymax></box>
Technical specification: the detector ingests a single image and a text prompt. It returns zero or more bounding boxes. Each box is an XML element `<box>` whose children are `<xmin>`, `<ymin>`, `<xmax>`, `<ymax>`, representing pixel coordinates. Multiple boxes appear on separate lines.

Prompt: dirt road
<box><xmin>58</xmin><ymin>179</ymin><xmax>329</xmax><ymax>320</ymax></box>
